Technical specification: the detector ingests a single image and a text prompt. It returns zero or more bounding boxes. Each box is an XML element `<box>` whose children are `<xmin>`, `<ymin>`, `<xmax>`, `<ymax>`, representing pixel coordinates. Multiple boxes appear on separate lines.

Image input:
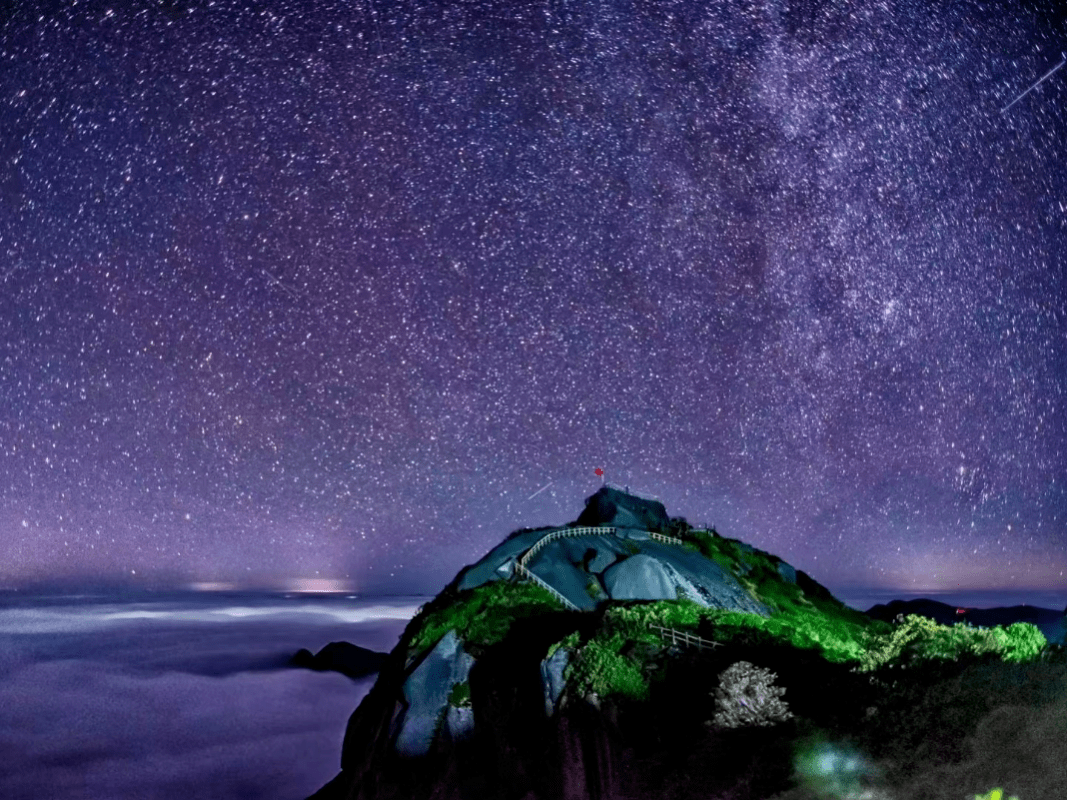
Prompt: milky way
<box><xmin>1</xmin><ymin>0</ymin><xmax>1065</xmax><ymax>597</ymax></box>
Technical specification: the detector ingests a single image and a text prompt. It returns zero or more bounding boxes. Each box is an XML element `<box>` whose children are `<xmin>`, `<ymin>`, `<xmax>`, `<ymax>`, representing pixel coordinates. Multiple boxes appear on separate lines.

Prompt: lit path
<box><xmin>514</xmin><ymin>526</ymin><xmax>684</xmax><ymax>611</ymax></box>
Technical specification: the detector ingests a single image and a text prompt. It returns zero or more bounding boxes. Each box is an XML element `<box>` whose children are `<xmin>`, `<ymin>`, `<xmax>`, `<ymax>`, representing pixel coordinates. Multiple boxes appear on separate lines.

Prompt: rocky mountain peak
<box><xmin>572</xmin><ymin>485</ymin><xmax>671</xmax><ymax>530</ymax></box>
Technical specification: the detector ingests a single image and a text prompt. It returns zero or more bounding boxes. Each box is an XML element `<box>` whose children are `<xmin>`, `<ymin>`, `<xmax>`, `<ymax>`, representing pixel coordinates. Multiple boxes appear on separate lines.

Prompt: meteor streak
<box><xmin>526</xmin><ymin>481</ymin><xmax>553</xmax><ymax>501</ymax></box>
<box><xmin>1001</xmin><ymin>57</ymin><xmax>1066</xmax><ymax>114</ymax></box>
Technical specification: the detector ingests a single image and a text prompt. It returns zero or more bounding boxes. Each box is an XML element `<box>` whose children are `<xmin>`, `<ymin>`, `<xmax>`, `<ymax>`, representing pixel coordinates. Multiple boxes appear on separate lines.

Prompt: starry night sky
<box><xmin>2</xmin><ymin>0</ymin><xmax>1065</xmax><ymax>598</ymax></box>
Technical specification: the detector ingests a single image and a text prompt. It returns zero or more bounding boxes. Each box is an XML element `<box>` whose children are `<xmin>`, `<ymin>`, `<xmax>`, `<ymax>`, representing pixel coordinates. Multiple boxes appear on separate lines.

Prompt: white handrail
<box><xmin>650</xmin><ymin>624</ymin><xmax>722</xmax><ymax>650</ymax></box>
<box><xmin>515</xmin><ymin>561</ymin><xmax>579</xmax><ymax>611</ymax></box>
<box><xmin>517</xmin><ymin>526</ymin><xmax>618</xmax><ymax>570</ymax></box>
<box><xmin>513</xmin><ymin>525</ymin><xmax>683</xmax><ymax>610</ymax></box>
<box><xmin>649</xmin><ymin>532</ymin><xmax>684</xmax><ymax>545</ymax></box>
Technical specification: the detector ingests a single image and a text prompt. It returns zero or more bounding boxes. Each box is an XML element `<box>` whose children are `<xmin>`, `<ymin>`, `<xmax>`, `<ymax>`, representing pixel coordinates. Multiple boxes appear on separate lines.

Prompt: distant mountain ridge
<box><xmin>865</xmin><ymin>597</ymin><xmax>1067</xmax><ymax>646</ymax></box>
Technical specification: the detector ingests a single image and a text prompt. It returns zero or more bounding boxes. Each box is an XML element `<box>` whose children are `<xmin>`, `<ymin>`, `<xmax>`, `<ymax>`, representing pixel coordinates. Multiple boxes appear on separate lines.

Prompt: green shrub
<box><xmin>571</xmin><ymin>597</ymin><xmax>883</xmax><ymax>701</ymax></box>
<box><xmin>571</xmin><ymin>632</ymin><xmax>649</xmax><ymax>700</ymax></box>
<box><xmin>698</xmin><ymin>606</ymin><xmax>871</xmax><ymax>665</ymax></box>
<box><xmin>448</xmin><ymin>681</ymin><xmax>471</xmax><ymax>707</ymax></box>
<box><xmin>605</xmin><ymin>597</ymin><xmax>707</xmax><ymax>634</ymax></box>
<box><xmin>855</xmin><ymin>614</ymin><xmax>942</xmax><ymax>671</ymax></box>
<box><xmin>854</xmin><ymin>614</ymin><xmax>1048</xmax><ymax>673</ymax></box>
<box><xmin>563</xmin><ymin>601</ymin><xmax>718</xmax><ymax>701</ymax></box>
<box><xmin>974</xmin><ymin>787</ymin><xmax>1019</xmax><ymax>800</ymax></box>
<box><xmin>409</xmin><ymin>580</ymin><xmax>563</xmax><ymax>654</ymax></box>
<box><xmin>1000</xmin><ymin>622</ymin><xmax>1047</xmax><ymax>662</ymax></box>
<box><xmin>546</xmin><ymin>630</ymin><xmax>580</xmax><ymax>660</ymax></box>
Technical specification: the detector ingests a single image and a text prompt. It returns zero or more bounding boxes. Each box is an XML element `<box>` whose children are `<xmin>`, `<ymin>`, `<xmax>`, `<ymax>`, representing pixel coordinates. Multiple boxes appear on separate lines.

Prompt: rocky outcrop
<box><xmin>448</xmin><ymin>490</ymin><xmax>784</xmax><ymax>616</ymax></box>
<box><xmin>394</xmin><ymin>629</ymin><xmax>474</xmax><ymax>757</ymax></box>
<box><xmin>290</xmin><ymin>641</ymin><xmax>386</xmax><ymax>679</ymax></box>
<box><xmin>776</xmin><ymin>560</ymin><xmax>797</xmax><ymax>584</ymax></box>
<box><xmin>540</xmin><ymin>646</ymin><xmax>570</xmax><ymax>717</ymax></box>
<box><xmin>454</xmin><ymin>528</ymin><xmax>554</xmax><ymax>591</ymax></box>
<box><xmin>602</xmin><ymin>553</ymin><xmax>678</xmax><ymax>600</ymax></box>
<box><xmin>312</xmin><ymin>608</ymin><xmax>891</xmax><ymax>799</ymax></box>
<box><xmin>574</xmin><ymin>485</ymin><xmax>670</xmax><ymax>530</ymax></box>
<box><xmin>321</xmin><ymin>488</ymin><xmax>1036</xmax><ymax>798</ymax></box>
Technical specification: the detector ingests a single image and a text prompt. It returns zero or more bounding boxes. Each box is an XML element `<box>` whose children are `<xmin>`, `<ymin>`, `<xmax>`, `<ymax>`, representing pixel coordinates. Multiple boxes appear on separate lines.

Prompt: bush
<box><xmin>1000</xmin><ymin>622</ymin><xmax>1047</xmax><ymax>662</ymax></box>
<box><xmin>546</xmin><ymin>630</ymin><xmax>580</xmax><ymax>660</ymax></box>
<box><xmin>408</xmin><ymin>580</ymin><xmax>563</xmax><ymax>654</ymax></box>
<box><xmin>448</xmin><ymin>681</ymin><xmax>471</xmax><ymax>707</ymax></box>
<box><xmin>571</xmin><ymin>633</ymin><xmax>649</xmax><ymax>700</ymax></box>
<box><xmin>711</xmin><ymin>661</ymin><xmax>794</xmax><ymax>729</ymax></box>
<box><xmin>974</xmin><ymin>787</ymin><xmax>1019</xmax><ymax>800</ymax></box>
<box><xmin>855</xmin><ymin>614</ymin><xmax>1049</xmax><ymax>672</ymax></box>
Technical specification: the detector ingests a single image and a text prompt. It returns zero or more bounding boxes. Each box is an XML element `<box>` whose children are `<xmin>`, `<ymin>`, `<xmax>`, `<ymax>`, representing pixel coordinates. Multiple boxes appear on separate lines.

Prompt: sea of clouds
<box><xmin>0</xmin><ymin>592</ymin><xmax>425</xmax><ymax>799</ymax></box>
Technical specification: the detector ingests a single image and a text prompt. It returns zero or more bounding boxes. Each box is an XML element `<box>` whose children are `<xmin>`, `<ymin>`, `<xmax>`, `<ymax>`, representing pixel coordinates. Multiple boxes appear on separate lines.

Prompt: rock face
<box><xmin>451</xmin><ymin>488</ymin><xmax>781</xmax><ymax>614</ymax></box>
<box><xmin>777</xmin><ymin>561</ymin><xmax>797</xmax><ymax>584</ymax></box>
<box><xmin>602</xmin><ymin>553</ymin><xmax>678</xmax><ymax>600</ymax></box>
<box><xmin>540</xmin><ymin>646</ymin><xmax>570</xmax><ymax>717</ymax></box>
<box><xmin>574</xmin><ymin>485</ymin><xmax>671</xmax><ymax>530</ymax></box>
<box><xmin>394</xmin><ymin>629</ymin><xmax>474</xmax><ymax>757</ymax></box>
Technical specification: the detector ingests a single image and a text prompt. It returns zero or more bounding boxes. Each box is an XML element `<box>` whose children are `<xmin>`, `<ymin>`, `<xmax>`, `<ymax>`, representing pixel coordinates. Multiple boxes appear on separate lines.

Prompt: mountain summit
<box><xmin>450</xmin><ymin>485</ymin><xmax>791</xmax><ymax>614</ymax></box>
<box><xmin>573</xmin><ymin>484</ymin><xmax>671</xmax><ymax>529</ymax></box>
<box><xmin>313</xmin><ymin>489</ymin><xmax>1063</xmax><ymax>799</ymax></box>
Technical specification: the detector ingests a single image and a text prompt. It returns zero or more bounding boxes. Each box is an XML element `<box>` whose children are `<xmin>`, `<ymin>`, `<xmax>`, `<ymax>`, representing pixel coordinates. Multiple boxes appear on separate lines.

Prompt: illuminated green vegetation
<box><xmin>553</xmin><ymin>594</ymin><xmax>1050</xmax><ymax>701</ymax></box>
<box><xmin>556</xmin><ymin>594</ymin><xmax>881</xmax><ymax>701</ymax></box>
<box><xmin>407</xmin><ymin>579</ymin><xmax>563</xmax><ymax>655</ymax></box>
<box><xmin>974</xmin><ymin>787</ymin><xmax>1020</xmax><ymax>800</ymax></box>
<box><xmin>568</xmin><ymin>629</ymin><xmax>652</xmax><ymax>700</ymax></box>
<box><xmin>550</xmin><ymin>602</ymin><xmax>689</xmax><ymax>701</ymax></box>
<box><xmin>407</xmin><ymin>522</ymin><xmax>1052</xmax><ymax>708</ymax></box>
<box><xmin>677</xmin><ymin>528</ymin><xmax>889</xmax><ymax>663</ymax></box>
<box><xmin>448</xmin><ymin>681</ymin><xmax>471</xmax><ymax>708</ymax></box>
<box><xmin>855</xmin><ymin>613</ymin><xmax>1047</xmax><ymax>672</ymax></box>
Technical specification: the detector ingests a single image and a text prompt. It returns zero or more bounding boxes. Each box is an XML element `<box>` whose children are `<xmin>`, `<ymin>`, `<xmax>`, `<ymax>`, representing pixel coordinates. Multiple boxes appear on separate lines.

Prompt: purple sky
<box><xmin>1</xmin><ymin>0</ymin><xmax>1065</xmax><ymax>599</ymax></box>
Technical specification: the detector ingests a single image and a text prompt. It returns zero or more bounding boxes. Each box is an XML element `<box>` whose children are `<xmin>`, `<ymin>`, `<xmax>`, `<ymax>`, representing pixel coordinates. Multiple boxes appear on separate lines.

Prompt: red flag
<box><xmin>594</xmin><ymin>467</ymin><xmax>604</xmax><ymax>477</ymax></box>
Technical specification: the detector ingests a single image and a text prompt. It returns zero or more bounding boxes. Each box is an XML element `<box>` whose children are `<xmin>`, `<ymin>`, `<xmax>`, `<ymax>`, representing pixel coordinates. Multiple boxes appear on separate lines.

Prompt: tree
<box><xmin>711</xmin><ymin>661</ymin><xmax>794</xmax><ymax>729</ymax></box>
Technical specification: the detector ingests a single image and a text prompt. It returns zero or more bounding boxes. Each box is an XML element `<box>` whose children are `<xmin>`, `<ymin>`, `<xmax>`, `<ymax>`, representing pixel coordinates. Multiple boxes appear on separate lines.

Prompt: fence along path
<box><xmin>649</xmin><ymin>531</ymin><xmax>684</xmax><ymax>545</ymax></box>
<box><xmin>514</xmin><ymin>525</ymin><xmax>685</xmax><ymax>609</ymax></box>
<box><xmin>516</xmin><ymin>526</ymin><xmax>617</xmax><ymax>572</ymax></box>
<box><xmin>650</xmin><ymin>624</ymin><xmax>723</xmax><ymax>651</ymax></box>
<box><xmin>514</xmin><ymin>561</ymin><xmax>579</xmax><ymax>611</ymax></box>
<box><xmin>513</xmin><ymin>526</ymin><xmax>615</xmax><ymax>610</ymax></box>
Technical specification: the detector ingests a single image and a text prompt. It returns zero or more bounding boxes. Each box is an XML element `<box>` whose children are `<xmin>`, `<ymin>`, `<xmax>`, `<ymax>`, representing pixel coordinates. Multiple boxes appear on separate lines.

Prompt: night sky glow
<box><xmin>2</xmin><ymin>0</ymin><xmax>1065</xmax><ymax>599</ymax></box>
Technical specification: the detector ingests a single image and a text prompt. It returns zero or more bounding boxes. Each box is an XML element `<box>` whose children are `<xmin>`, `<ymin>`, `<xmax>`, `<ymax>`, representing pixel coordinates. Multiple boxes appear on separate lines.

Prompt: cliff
<box><xmin>312</xmin><ymin>489</ymin><xmax>1067</xmax><ymax>799</ymax></box>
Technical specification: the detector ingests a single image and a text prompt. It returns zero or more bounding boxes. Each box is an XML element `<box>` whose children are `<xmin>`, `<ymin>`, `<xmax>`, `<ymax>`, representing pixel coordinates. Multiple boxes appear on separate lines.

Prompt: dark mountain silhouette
<box><xmin>865</xmin><ymin>597</ymin><xmax>1066</xmax><ymax>646</ymax></box>
<box><xmin>291</xmin><ymin>641</ymin><xmax>387</xmax><ymax>680</ymax></box>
